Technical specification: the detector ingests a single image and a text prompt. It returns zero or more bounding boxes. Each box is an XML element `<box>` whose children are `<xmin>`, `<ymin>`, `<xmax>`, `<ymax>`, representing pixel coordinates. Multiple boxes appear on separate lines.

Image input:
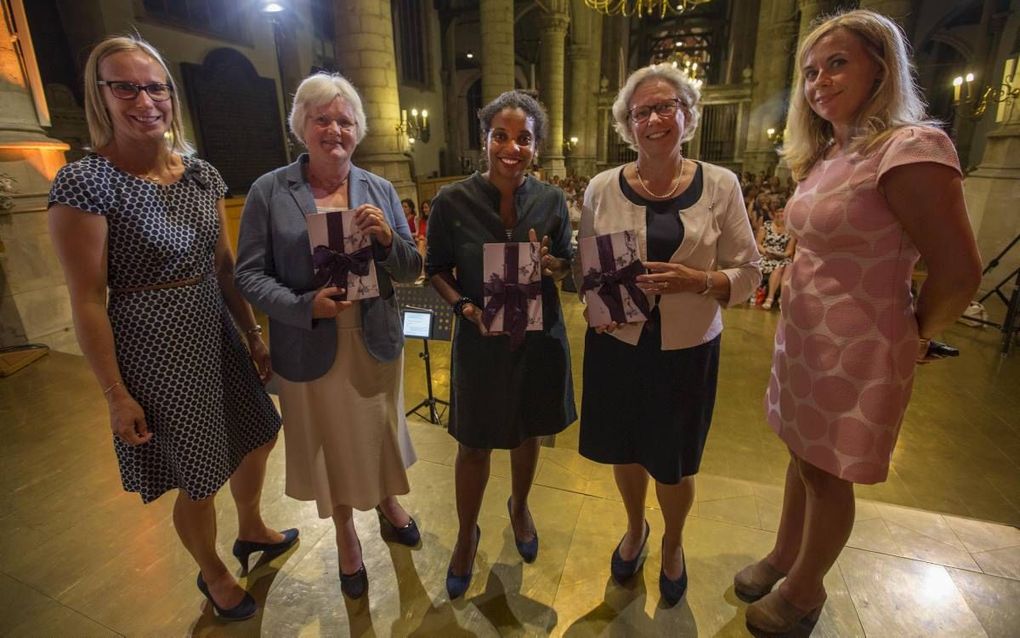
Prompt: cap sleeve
<box><xmin>47</xmin><ymin>158</ymin><xmax>110</xmax><ymax>215</ymax></box>
<box><xmin>877</xmin><ymin>125</ymin><xmax>961</xmax><ymax>182</ymax></box>
<box><xmin>208</xmin><ymin>163</ymin><xmax>229</xmax><ymax>199</ymax></box>
<box><xmin>191</xmin><ymin>157</ymin><xmax>229</xmax><ymax>198</ymax></box>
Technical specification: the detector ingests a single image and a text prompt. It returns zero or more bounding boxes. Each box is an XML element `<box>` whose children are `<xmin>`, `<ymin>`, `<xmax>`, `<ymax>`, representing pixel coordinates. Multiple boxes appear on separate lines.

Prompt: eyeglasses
<box><xmin>97</xmin><ymin>80</ymin><xmax>173</xmax><ymax>102</ymax></box>
<box><xmin>309</xmin><ymin>115</ymin><xmax>356</xmax><ymax>131</ymax></box>
<box><xmin>629</xmin><ymin>98</ymin><xmax>684</xmax><ymax>123</ymax></box>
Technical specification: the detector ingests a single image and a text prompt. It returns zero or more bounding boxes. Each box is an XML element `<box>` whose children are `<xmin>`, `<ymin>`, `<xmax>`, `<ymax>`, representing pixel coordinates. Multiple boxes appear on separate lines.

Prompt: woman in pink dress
<box><xmin>735</xmin><ymin>10</ymin><xmax>982</xmax><ymax>633</ymax></box>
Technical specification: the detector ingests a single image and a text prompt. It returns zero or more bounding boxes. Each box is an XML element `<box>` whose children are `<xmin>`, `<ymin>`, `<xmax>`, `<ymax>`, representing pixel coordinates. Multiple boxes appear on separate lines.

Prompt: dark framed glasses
<box><xmin>629</xmin><ymin>98</ymin><xmax>684</xmax><ymax>123</ymax></box>
<box><xmin>97</xmin><ymin>80</ymin><xmax>173</xmax><ymax>102</ymax></box>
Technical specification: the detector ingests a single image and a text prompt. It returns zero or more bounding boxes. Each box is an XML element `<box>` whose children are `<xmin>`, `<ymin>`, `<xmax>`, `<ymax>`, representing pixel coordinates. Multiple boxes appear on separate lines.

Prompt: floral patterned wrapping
<box><xmin>579</xmin><ymin>230</ymin><xmax>650</xmax><ymax>328</ymax></box>
<box><xmin>306</xmin><ymin>207</ymin><xmax>379</xmax><ymax>301</ymax></box>
<box><xmin>481</xmin><ymin>241</ymin><xmax>543</xmax><ymax>348</ymax></box>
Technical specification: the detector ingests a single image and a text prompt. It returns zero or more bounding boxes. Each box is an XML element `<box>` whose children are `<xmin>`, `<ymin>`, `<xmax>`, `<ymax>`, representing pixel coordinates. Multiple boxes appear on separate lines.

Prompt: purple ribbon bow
<box><xmin>481</xmin><ymin>244</ymin><xmax>542</xmax><ymax>350</ymax></box>
<box><xmin>581</xmin><ymin>234</ymin><xmax>651</xmax><ymax>324</ymax></box>
<box><xmin>311</xmin><ymin>213</ymin><xmax>373</xmax><ymax>300</ymax></box>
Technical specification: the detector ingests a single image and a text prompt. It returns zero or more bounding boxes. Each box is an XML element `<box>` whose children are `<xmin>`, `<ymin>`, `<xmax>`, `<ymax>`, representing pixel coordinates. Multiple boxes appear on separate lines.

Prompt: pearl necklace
<box><xmin>635</xmin><ymin>160</ymin><xmax>684</xmax><ymax>199</ymax></box>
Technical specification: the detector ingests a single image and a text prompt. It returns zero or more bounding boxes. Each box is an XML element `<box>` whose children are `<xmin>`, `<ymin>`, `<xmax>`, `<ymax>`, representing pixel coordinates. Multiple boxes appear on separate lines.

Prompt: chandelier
<box><xmin>583</xmin><ymin>0</ymin><xmax>713</xmax><ymax>18</ymax></box>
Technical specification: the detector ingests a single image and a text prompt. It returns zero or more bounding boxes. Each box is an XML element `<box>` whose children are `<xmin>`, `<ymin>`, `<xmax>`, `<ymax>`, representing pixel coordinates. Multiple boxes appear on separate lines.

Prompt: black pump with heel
<box><xmin>231</xmin><ymin>528</ymin><xmax>300</xmax><ymax>575</ymax></box>
<box><xmin>196</xmin><ymin>573</ymin><xmax>257</xmax><ymax>621</ymax></box>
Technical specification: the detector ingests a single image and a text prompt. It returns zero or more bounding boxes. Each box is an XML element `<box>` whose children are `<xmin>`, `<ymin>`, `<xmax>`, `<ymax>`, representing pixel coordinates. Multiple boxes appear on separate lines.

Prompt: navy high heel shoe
<box><xmin>446</xmin><ymin>525</ymin><xmax>481</xmax><ymax>599</ymax></box>
<box><xmin>339</xmin><ymin>537</ymin><xmax>368</xmax><ymax>599</ymax></box>
<box><xmin>340</xmin><ymin>563</ymin><xmax>368</xmax><ymax>599</ymax></box>
<box><xmin>232</xmin><ymin>528</ymin><xmax>299</xmax><ymax>574</ymax></box>
<box><xmin>196</xmin><ymin>573</ymin><xmax>257</xmax><ymax>621</ymax></box>
<box><xmin>375</xmin><ymin>506</ymin><xmax>421</xmax><ymax>547</ymax></box>
<box><xmin>507</xmin><ymin>497</ymin><xmax>538</xmax><ymax>563</ymax></box>
<box><xmin>610</xmin><ymin>520</ymin><xmax>650</xmax><ymax>584</ymax></box>
<box><xmin>659</xmin><ymin>542</ymin><xmax>688</xmax><ymax>606</ymax></box>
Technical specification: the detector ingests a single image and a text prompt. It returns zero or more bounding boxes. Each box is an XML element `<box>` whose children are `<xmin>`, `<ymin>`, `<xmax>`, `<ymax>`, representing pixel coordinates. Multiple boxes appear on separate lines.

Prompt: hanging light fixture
<box><xmin>584</xmin><ymin>0</ymin><xmax>713</xmax><ymax>18</ymax></box>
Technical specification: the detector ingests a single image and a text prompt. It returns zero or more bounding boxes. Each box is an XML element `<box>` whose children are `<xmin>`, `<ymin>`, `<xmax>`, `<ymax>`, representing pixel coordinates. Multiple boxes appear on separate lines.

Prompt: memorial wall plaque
<box><xmin>182</xmin><ymin>48</ymin><xmax>287</xmax><ymax>195</ymax></box>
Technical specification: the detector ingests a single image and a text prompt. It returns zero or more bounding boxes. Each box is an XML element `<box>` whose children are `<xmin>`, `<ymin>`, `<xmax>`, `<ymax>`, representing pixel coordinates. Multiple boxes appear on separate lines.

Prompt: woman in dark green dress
<box><xmin>425</xmin><ymin>91</ymin><xmax>576</xmax><ymax>599</ymax></box>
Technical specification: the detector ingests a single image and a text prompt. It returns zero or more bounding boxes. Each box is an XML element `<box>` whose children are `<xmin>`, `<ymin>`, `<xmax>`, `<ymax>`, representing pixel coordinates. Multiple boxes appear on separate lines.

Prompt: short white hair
<box><xmin>288</xmin><ymin>72</ymin><xmax>368</xmax><ymax>145</ymax></box>
<box><xmin>612</xmin><ymin>63</ymin><xmax>702</xmax><ymax>151</ymax></box>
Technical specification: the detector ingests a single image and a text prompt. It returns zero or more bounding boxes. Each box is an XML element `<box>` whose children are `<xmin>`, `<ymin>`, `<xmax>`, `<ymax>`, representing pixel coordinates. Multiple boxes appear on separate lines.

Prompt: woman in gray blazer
<box><xmin>235</xmin><ymin>72</ymin><xmax>422</xmax><ymax>600</ymax></box>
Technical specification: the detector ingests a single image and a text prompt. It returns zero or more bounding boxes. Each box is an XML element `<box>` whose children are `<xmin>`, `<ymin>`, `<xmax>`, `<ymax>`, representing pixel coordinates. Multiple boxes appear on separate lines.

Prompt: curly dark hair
<box><xmin>477</xmin><ymin>90</ymin><xmax>550</xmax><ymax>149</ymax></box>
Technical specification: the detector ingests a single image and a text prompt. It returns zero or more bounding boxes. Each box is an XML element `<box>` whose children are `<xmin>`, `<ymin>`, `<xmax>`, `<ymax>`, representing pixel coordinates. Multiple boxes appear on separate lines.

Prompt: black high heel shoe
<box><xmin>339</xmin><ymin>538</ymin><xmax>368</xmax><ymax>599</ymax></box>
<box><xmin>340</xmin><ymin>564</ymin><xmax>368</xmax><ymax>599</ymax></box>
<box><xmin>232</xmin><ymin>528</ymin><xmax>299</xmax><ymax>575</ymax></box>
<box><xmin>610</xmin><ymin>520</ymin><xmax>649</xmax><ymax>584</ymax></box>
<box><xmin>659</xmin><ymin>542</ymin><xmax>688</xmax><ymax>606</ymax></box>
<box><xmin>446</xmin><ymin>525</ymin><xmax>481</xmax><ymax>600</ymax></box>
<box><xmin>507</xmin><ymin>497</ymin><xmax>538</xmax><ymax>563</ymax></box>
<box><xmin>375</xmin><ymin>506</ymin><xmax>421</xmax><ymax>547</ymax></box>
<box><xmin>196</xmin><ymin>573</ymin><xmax>257</xmax><ymax>621</ymax></box>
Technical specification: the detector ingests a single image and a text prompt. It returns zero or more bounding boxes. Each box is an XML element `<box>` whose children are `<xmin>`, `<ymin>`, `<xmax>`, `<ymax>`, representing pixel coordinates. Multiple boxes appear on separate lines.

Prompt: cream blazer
<box><xmin>577</xmin><ymin>162</ymin><xmax>761</xmax><ymax>350</ymax></box>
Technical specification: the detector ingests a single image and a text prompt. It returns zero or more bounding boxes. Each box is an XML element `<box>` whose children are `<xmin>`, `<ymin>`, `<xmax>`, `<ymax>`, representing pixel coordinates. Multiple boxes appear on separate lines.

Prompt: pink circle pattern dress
<box><xmin>765</xmin><ymin>126</ymin><xmax>961</xmax><ymax>484</ymax></box>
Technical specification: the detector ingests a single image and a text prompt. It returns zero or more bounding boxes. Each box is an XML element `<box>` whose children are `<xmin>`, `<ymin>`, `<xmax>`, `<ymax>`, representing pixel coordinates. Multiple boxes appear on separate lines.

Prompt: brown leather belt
<box><xmin>109</xmin><ymin>273</ymin><xmax>208</xmax><ymax>294</ymax></box>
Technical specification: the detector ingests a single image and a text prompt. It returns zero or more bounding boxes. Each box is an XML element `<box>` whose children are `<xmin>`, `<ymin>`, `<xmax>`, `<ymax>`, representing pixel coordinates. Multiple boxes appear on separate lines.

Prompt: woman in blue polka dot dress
<box><xmin>47</xmin><ymin>36</ymin><xmax>296</xmax><ymax>621</ymax></box>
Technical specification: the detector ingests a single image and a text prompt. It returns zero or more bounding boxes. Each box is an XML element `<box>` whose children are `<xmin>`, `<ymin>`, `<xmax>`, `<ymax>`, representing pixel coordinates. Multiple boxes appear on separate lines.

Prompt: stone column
<box><xmin>585</xmin><ymin>10</ymin><xmax>604</xmax><ymax>177</ymax></box>
<box><xmin>962</xmin><ymin>2</ymin><xmax>1020</xmax><ymax>294</ymax></box>
<box><xmin>566</xmin><ymin>0</ymin><xmax>594</xmax><ymax>176</ymax></box>
<box><xmin>743</xmin><ymin>0</ymin><xmax>798</xmax><ymax>174</ymax></box>
<box><xmin>0</xmin><ymin>0</ymin><xmax>72</xmax><ymax>351</ymax></box>
<box><xmin>480</xmin><ymin>0</ymin><xmax>515</xmax><ymax>104</ymax></box>
<box><xmin>333</xmin><ymin>0</ymin><xmax>413</xmax><ymax>197</ymax></box>
<box><xmin>539</xmin><ymin>2</ymin><xmax>570</xmax><ymax>178</ymax></box>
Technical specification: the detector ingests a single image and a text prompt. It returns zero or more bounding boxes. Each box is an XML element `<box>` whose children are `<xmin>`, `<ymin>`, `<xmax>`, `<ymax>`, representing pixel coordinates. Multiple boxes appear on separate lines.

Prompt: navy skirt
<box><xmin>579</xmin><ymin>311</ymin><xmax>720</xmax><ymax>485</ymax></box>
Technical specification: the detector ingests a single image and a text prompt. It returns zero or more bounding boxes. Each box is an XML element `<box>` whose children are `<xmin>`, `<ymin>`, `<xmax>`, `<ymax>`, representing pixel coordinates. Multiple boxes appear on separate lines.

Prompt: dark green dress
<box><xmin>425</xmin><ymin>173</ymin><xmax>577</xmax><ymax>449</ymax></box>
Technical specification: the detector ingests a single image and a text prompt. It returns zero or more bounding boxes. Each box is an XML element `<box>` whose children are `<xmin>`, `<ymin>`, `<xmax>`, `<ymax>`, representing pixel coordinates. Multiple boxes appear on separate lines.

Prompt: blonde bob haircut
<box><xmin>612</xmin><ymin>63</ymin><xmax>702</xmax><ymax>151</ymax></box>
<box><xmin>783</xmin><ymin>9</ymin><xmax>933</xmax><ymax>180</ymax></box>
<box><xmin>288</xmin><ymin>73</ymin><xmax>368</xmax><ymax>146</ymax></box>
<box><xmin>83</xmin><ymin>35</ymin><xmax>193</xmax><ymax>154</ymax></box>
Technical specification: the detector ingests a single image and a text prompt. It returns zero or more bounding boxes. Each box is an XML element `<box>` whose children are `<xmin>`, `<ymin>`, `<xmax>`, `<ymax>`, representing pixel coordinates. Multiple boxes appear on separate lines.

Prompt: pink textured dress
<box><xmin>765</xmin><ymin>126</ymin><xmax>961</xmax><ymax>484</ymax></box>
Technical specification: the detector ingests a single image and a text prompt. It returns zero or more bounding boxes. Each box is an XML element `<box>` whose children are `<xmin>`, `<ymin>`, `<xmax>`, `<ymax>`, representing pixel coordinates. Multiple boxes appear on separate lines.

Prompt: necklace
<box><xmin>635</xmin><ymin>160</ymin><xmax>684</xmax><ymax>199</ymax></box>
<box><xmin>138</xmin><ymin>161</ymin><xmax>176</xmax><ymax>185</ymax></box>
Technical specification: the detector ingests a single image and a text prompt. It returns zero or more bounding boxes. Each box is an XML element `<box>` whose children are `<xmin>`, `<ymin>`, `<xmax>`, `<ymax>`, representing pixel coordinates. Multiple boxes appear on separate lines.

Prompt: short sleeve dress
<box><xmin>764</xmin><ymin>126</ymin><xmax>961</xmax><ymax>484</ymax></box>
<box><xmin>760</xmin><ymin>221</ymin><xmax>793</xmax><ymax>275</ymax></box>
<box><xmin>425</xmin><ymin>173</ymin><xmax>577</xmax><ymax>449</ymax></box>
<box><xmin>48</xmin><ymin>153</ymin><xmax>282</xmax><ymax>502</ymax></box>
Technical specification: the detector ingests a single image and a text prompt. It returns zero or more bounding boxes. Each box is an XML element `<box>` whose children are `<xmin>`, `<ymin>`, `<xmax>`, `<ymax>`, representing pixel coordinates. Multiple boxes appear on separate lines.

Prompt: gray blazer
<box><xmin>235</xmin><ymin>155</ymin><xmax>422</xmax><ymax>382</ymax></box>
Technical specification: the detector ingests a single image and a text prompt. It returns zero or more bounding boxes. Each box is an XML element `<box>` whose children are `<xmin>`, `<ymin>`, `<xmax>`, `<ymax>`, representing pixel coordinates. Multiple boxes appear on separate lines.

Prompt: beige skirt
<box><xmin>278</xmin><ymin>306</ymin><xmax>416</xmax><ymax>517</ymax></box>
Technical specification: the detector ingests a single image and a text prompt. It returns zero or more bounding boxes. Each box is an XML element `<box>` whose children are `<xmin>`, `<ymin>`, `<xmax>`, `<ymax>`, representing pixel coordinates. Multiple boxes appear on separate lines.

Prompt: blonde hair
<box><xmin>612</xmin><ymin>63</ymin><xmax>702</xmax><ymax>151</ymax></box>
<box><xmin>288</xmin><ymin>73</ymin><xmax>368</xmax><ymax>146</ymax></box>
<box><xmin>83</xmin><ymin>35</ymin><xmax>193</xmax><ymax>154</ymax></box>
<box><xmin>784</xmin><ymin>9</ymin><xmax>932</xmax><ymax>180</ymax></box>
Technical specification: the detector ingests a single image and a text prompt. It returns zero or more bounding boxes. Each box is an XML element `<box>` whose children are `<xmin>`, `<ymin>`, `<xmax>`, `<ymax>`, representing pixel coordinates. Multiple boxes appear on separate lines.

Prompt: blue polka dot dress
<box><xmin>48</xmin><ymin>153</ymin><xmax>282</xmax><ymax>503</ymax></box>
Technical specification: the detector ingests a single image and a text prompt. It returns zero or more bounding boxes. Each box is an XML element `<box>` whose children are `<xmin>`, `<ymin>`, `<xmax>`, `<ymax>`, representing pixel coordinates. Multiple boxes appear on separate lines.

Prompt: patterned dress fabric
<box><xmin>48</xmin><ymin>153</ymin><xmax>281</xmax><ymax>502</ymax></box>
<box><xmin>760</xmin><ymin>221</ymin><xmax>793</xmax><ymax>275</ymax></box>
<box><xmin>765</xmin><ymin>126</ymin><xmax>960</xmax><ymax>484</ymax></box>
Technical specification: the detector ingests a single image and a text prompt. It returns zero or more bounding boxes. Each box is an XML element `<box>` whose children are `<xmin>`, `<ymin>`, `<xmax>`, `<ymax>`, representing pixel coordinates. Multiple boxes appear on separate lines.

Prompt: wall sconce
<box><xmin>396</xmin><ymin>108</ymin><xmax>430</xmax><ymax>144</ymax></box>
<box><xmin>563</xmin><ymin>136</ymin><xmax>579</xmax><ymax>154</ymax></box>
<box><xmin>765</xmin><ymin>127</ymin><xmax>783</xmax><ymax>147</ymax></box>
<box><xmin>952</xmin><ymin>62</ymin><xmax>1020</xmax><ymax>122</ymax></box>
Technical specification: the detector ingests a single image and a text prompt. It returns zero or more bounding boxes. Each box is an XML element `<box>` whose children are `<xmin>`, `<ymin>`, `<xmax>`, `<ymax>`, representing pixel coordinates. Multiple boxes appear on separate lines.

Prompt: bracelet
<box><xmin>452</xmin><ymin>296</ymin><xmax>475</xmax><ymax>319</ymax></box>
<box><xmin>699</xmin><ymin>270</ymin><xmax>713</xmax><ymax>295</ymax></box>
<box><xmin>102</xmin><ymin>381</ymin><xmax>123</xmax><ymax>396</ymax></box>
<box><xmin>244</xmin><ymin>325</ymin><xmax>263</xmax><ymax>337</ymax></box>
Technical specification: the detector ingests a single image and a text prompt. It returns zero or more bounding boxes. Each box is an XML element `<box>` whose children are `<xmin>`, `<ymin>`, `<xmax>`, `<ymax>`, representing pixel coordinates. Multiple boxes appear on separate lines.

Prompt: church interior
<box><xmin>1</xmin><ymin>0</ymin><xmax>1019</xmax><ymax>635</ymax></box>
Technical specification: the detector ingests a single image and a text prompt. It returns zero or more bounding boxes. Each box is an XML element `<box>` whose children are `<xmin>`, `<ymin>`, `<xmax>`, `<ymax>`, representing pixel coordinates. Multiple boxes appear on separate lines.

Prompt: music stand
<box><xmin>402</xmin><ymin>306</ymin><xmax>450</xmax><ymax>424</ymax></box>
